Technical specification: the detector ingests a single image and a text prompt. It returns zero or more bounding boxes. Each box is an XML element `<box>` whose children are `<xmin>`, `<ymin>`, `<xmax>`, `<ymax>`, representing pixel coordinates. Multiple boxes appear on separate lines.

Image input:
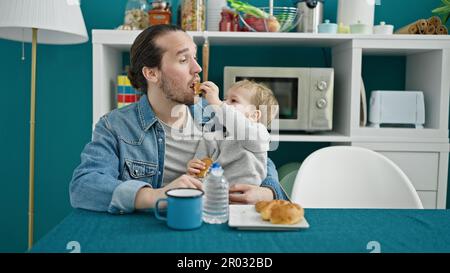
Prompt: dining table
<box><xmin>30</xmin><ymin>207</ymin><xmax>450</xmax><ymax>253</ymax></box>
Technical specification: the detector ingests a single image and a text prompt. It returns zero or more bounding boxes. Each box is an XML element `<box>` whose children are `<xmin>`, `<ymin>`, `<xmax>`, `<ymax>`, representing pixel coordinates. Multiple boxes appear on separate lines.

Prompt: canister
<box><xmin>350</xmin><ymin>21</ymin><xmax>372</xmax><ymax>34</ymax></box>
<box><xmin>318</xmin><ymin>19</ymin><xmax>337</xmax><ymax>34</ymax></box>
<box><xmin>296</xmin><ymin>0</ymin><xmax>323</xmax><ymax>33</ymax></box>
<box><xmin>373</xmin><ymin>21</ymin><xmax>394</xmax><ymax>35</ymax></box>
<box><xmin>181</xmin><ymin>0</ymin><xmax>205</xmax><ymax>31</ymax></box>
<box><xmin>148</xmin><ymin>1</ymin><xmax>171</xmax><ymax>26</ymax></box>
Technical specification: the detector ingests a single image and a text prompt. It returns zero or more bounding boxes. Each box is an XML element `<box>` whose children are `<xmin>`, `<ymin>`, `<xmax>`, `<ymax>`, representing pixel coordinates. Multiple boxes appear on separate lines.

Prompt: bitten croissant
<box><xmin>193</xmin><ymin>82</ymin><xmax>203</xmax><ymax>96</ymax></box>
<box><xmin>255</xmin><ymin>200</ymin><xmax>304</xmax><ymax>225</ymax></box>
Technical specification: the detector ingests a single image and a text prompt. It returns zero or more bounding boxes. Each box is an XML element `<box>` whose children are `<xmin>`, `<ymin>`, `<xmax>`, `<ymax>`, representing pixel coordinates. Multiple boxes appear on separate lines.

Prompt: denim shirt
<box><xmin>69</xmin><ymin>95</ymin><xmax>287</xmax><ymax>214</ymax></box>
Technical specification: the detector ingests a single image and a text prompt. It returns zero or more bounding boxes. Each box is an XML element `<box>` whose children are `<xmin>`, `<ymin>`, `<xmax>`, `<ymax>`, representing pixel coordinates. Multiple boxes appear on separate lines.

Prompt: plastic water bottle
<box><xmin>202</xmin><ymin>162</ymin><xmax>229</xmax><ymax>224</ymax></box>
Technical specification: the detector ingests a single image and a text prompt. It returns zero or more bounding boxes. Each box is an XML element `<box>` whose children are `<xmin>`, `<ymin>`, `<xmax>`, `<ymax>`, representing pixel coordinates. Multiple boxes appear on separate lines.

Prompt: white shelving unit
<box><xmin>92</xmin><ymin>30</ymin><xmax>450</xmax><ymax>208</ymax></box>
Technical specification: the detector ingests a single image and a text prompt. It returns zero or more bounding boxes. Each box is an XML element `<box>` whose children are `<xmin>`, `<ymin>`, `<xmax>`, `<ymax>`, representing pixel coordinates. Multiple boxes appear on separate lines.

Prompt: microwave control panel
<box><xmin>309</xmin><ymin>69</ymin><xmax>334</xmax><ymax>130</ymax></box>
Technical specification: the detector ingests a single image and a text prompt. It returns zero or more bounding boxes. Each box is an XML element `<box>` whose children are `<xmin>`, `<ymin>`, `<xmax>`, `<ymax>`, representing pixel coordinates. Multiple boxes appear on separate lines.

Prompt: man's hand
<box><xmin>164</xmin><ymin>174</ymin><xmax>203</xmax><ymax>192</ymax></box>
<box><xmin>187</xmin><ymin>158</ymin><xmax>206</xmax><ymax>176</ymax></box>
<box><xmin>135</xmin><ymin>175</ymin><xmax>203</xmax><ymax>209</ymax></box>
<box><xmin>229</xmin><ymin>184</ymin><xmax>275</xmax><ymax>204</ymax></box>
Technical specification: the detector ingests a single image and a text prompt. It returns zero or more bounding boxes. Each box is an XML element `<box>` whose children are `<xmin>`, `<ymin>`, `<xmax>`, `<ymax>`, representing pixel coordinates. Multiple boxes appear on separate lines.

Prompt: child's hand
<box><xmin>187</xmin><ymin>158</ymin><xmax>206</xmax><ymax>176</ymax></box>
<box><xmin>200</xmin><ymin>81</ymin><xmax>222</xmax><ymax>106</ymax></box>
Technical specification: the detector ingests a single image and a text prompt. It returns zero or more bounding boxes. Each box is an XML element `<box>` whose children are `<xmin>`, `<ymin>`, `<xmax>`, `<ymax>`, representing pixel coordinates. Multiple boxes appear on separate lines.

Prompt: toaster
<box><xmin>369</xmin><ymin>91</ymin><xmax>425</xmax><ymax>128</ymax></box>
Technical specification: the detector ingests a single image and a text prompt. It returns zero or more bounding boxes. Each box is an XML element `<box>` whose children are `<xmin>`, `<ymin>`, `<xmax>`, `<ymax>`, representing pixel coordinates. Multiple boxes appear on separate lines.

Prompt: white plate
<box><xmin>228</xmin><ymin>205</ymin><xmax>310</xmax><ymax>230</ymax></box>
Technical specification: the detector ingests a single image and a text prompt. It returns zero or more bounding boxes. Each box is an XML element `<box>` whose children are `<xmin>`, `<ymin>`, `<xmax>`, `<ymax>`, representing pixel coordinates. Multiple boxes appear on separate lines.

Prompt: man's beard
<box><xmin>160</xmin><ymin>72</ymin><xmax>194</xmax><ymax>105</ymax></box>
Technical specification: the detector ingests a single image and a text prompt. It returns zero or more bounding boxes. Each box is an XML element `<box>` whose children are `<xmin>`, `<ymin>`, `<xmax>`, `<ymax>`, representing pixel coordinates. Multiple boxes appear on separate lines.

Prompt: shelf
<box><xmin>92</xmin><ymin>29</ymin><xmax>450</xmax><ymax>49</ymax></box>
<box><xmin>351</xmin><ymin>132</ymin><xmax>449</xmax><ymax>143</ymax></box>
<box><xmin>92</xmin><ymin>29</ymin><xmax>450</xmax><ymax>144</ymax></box>
<box><xmin>274</xmin><ymin>132</ymin><xmax>350</xmax><ymax>142</ymax></box>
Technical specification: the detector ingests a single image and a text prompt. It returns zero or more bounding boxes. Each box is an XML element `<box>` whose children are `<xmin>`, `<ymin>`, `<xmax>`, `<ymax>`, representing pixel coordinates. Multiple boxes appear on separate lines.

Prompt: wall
<box><xmin>0</xmin><ymin>0</ymin><xmax>446</xmax><ymax>252</ymax></box>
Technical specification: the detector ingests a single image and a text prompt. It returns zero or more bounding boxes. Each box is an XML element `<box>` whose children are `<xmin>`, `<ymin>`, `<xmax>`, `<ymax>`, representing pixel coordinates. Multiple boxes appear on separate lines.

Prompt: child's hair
<box><xmin>230</xmin><ymin>79</ymin><xmax>279</xmax><ymax>127</ymax></box>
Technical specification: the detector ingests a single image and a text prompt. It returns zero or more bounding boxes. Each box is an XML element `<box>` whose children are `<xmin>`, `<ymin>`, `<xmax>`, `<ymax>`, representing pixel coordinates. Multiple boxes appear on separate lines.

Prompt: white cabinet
<box><xmin>351</xmin><ymin>142</ymin><xmax>449</xmax><ymax>208</ymax></box>
<box><xmin>92</xmin><ymin>30</ymin><xmax>450</xmax><ymax>208</ymax></box>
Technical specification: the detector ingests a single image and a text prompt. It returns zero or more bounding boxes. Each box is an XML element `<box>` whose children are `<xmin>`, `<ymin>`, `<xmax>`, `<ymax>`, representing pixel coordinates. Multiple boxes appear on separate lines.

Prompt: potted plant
<box><xmin>433</xmin><ymin>0</ymin><xmax>450</xmax><ymax>25</ymax></box>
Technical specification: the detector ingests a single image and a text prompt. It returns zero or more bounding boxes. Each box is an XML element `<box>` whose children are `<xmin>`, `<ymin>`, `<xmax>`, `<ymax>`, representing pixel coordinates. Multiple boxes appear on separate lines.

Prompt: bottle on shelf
<box><xmin>148</xmin><ymin>0</ymin><xmax>172</xmax><ymax>26</ymax></box>
<box><xmin>202</xmin><ymin>162</ymin><xmax>229</xmax><ymax>224</ymax></box>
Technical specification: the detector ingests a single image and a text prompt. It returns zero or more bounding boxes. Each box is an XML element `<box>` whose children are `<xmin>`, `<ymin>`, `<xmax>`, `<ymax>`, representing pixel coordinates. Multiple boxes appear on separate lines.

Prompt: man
<box><xmin>70</xmin><ymin>25</ymin><xmax>286</xmax><ymax>214</ymax></box>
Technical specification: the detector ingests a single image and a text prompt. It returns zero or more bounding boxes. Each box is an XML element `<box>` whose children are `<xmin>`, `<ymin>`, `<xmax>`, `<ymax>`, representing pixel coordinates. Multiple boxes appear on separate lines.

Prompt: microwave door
<box><xmin>278</xmin><ymin>74</ymin><xmax>310</xmax><ymax>131</ymax></box>
<box><xmin>232</xmin><ymin>75</ymin><xmax>310</xmax><ymax>131</ymax></box>
<box><xmin>233</xmin><ymin>76</ymin><xmax>306</xmax><ymax>131</ymax></box>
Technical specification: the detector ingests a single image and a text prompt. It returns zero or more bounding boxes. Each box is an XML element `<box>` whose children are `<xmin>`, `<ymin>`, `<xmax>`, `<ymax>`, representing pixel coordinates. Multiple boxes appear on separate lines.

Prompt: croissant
<box><xmin>255</xmin><ymin>200</ymin><xmax>304</xmax><ymax>225</ymax></box>
<box><xmin>259</xmin><ymin>200</ymin><xmax>290</xmax><ymax>221</ymax></box>
<box><xmin>255</xmin><ymin>201</ymin><xmax>271</xmax><ymax>213</ymax></box>
<box><xmin>270</xmin><ymin>203</ymin><xmax>304</xmax><ymax>225</ymax></box>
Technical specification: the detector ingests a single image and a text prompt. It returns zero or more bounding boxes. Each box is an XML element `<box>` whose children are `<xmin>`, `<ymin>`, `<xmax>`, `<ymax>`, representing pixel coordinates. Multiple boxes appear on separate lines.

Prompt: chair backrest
<box><xmin>278</xmin><ymin>162</ymin><xmax>302</xmax><ymax>197</ymax></box>
<box><xmin>291</xmin><ymin>146</ymin><xmax>423</xmax><ymax>209</ymax></box>
<box><xmin>280</xmin><ymin>170</ymin><xmax>298</xmax><ymax>198</ymax></box>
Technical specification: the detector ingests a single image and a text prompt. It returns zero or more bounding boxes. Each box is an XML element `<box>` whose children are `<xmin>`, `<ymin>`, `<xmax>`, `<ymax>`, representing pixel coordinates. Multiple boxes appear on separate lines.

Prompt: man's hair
<box><xmin>230</xmin><ymin>79</ymin><xmax>279</xmax><ymax>127</ymax></box>
<box><xmin>128</xmin><ymin>24</ymin><xmax>183</xmax><ymax>92</ymax></box>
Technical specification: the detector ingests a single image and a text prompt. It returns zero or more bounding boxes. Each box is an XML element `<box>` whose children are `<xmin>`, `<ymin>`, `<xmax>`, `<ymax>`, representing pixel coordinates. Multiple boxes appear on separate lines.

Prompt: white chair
<box><xmin>291</xmin><ymin>146</ymin><xmax>423</xmax><ymax>209</ymax></box>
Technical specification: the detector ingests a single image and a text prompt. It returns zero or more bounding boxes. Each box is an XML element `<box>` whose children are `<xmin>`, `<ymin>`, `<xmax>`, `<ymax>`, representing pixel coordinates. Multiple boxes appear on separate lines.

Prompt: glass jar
<box><xmin>149</xmin><ymin>1</ymin><xmax>172</xmax><ymax>26</ymax></box>
<box><xmin>219</xmin><ymin>8</ymin><xmax>240</xmax><ymax>32</ymax></box>
<box><xmin>181</xmin><ymin>0</ymin><xmax>205</xmax><ymax>31</ymax></box>
<box><xmin>123</xmin><ymin>0</ymin><xmax>150</xmax><ymax>30</ymax></box>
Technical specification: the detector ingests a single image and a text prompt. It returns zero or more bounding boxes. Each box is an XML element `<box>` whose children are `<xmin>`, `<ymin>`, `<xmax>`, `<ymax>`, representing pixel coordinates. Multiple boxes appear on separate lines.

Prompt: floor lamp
<box><xmin>0</xmin><ymin>0</ymin><xmax>88</xmax><ymax>249</ymax></box>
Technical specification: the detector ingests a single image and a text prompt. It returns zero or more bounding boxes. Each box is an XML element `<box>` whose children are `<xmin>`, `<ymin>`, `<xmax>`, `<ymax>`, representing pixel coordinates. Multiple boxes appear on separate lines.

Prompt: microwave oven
<box><xmin>223</xmin><ymin>66</ymin><xmax>334</xmax><ymax>131</ymax></box>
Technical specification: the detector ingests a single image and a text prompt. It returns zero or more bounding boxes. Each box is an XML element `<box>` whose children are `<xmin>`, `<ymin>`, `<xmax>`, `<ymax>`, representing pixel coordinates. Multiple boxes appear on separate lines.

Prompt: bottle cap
<box><xmin>210</xmin><ymin>162</ymin><xmax>224</xmax><ymax>176</ymax></box>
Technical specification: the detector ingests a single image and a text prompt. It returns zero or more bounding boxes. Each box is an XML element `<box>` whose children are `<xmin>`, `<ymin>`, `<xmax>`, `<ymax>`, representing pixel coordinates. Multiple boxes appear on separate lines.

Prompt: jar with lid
<box><xmin>181</xmin><ymin>0</ymin><xmax>205</xmax><ymax>31</ymax></box>
<box><xmin>122</xmin><ymin>0</ymin><xmax>150</xmax><ymax>30</ymax></box>
<box><xmin>219</xmin><ymin>8</ymin><xmax>240</xmax><ymax>32</ymax></box>
<box><xmin>149</xmin><ymin>1</ymin><xmax>172</xmax><ymax>26</ymax></box>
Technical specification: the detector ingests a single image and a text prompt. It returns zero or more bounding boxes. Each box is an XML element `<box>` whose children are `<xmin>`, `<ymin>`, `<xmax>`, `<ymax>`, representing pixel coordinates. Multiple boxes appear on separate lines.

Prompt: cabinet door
<box><xmin>379</xmin><ymin>151</ymin><xmax>439</xmax><ymax>191</ymax></box>
<box><xmin>417</xmin><ymin>191</ymin><xmax>437</xmax><ymax>209</ymax></box>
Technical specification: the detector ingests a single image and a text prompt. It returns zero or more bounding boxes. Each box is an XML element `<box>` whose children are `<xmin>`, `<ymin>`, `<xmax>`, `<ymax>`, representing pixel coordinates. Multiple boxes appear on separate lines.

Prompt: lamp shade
<box><xmin>0</xmin><ymin>0</ymin><xmax>88</xmax><ymax>44</ymax></box>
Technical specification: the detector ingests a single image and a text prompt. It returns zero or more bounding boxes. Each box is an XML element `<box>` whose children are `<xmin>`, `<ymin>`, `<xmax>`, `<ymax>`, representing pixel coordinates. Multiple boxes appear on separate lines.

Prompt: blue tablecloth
<box><xmin>30</xmin><ymin>208</ymin><xmax>450</xmax><ymax>253</ymax></box>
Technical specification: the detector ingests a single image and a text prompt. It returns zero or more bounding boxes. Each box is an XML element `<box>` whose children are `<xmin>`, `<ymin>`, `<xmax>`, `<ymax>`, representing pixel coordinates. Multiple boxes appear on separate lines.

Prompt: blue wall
<box><xmin>0</xmin><ymin>0</ymin><xmax>446</xmax><ymax>252</ymax></box>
